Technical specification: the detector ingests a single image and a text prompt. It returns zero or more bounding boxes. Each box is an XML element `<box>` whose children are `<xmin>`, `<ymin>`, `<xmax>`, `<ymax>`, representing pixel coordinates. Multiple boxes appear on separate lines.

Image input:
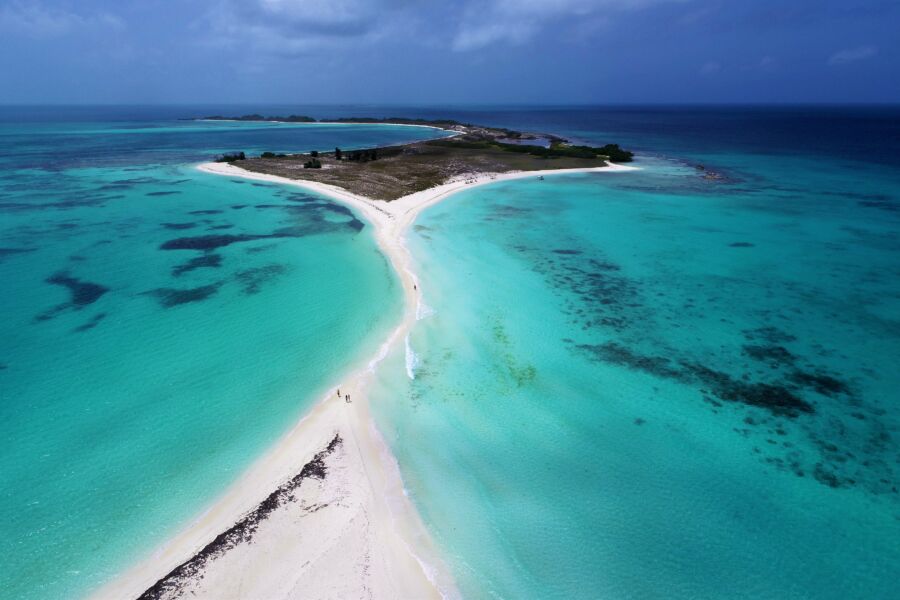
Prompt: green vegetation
<box><xmin>595</xmin><ymin>144</ymin><xmax>635</xmax><ymax>162</ymax></box>
<box><xmin>345</xmin><ymin>148</ymin><xmax>379</xmax><ymax>162</ymax></box>
<box><xmin>215</xmin><ymin>116</ymin><xmax>635</xmax><ymax>199</ymax></box>
<box><xmin>215</xmin><ymin>151</ymin><xmax>245</xmax><ymax>162</ymax></box>
<box><xmin>426</xmin><ymin>138</ymin><xmax>634</xmax><ymax>162</ymax></box>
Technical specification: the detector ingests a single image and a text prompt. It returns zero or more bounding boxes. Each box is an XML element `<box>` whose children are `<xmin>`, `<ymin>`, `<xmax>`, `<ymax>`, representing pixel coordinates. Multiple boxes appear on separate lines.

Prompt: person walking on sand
<box><xmin>345</xmin><ymin>394</ymin><xmax>351</xmax><ymax>403</ymax></box>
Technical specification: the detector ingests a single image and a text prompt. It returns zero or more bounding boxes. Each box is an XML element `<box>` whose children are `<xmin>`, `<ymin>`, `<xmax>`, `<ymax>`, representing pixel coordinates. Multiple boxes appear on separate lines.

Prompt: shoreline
<box><xmin>196</xmin><ymin>118</ymin><xmax>455</xmax><ymax>133</ymax></box>
<box><xmin>93</xmin><ymin>160</ymin><xmax>636</xmax><ymax>599</ymax></box>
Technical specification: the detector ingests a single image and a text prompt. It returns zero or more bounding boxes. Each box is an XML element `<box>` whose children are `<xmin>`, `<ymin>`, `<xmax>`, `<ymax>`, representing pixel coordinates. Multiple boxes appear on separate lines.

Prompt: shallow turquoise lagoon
<box><xmin>371</xmin><ymin>154</ymin><xmax>900</xmax><ymax>598</ymax></box>
<box><xmin>0</xmin><ymin>118</ymin><xmax>444</xmax><ymax>599</ymax></box>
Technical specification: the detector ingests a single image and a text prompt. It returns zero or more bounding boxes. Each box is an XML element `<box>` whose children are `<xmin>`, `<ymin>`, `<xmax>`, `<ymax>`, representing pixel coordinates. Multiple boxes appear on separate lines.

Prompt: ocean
<box><xmin>367</xmin><ymin>106</ymin><xmax>900</xmax><ymax>598</ymax></box>
<box><xmin>2</xmin><ymin>105</ymin><xmax>899</xmax><ymax>599</ymax></box>
<box><xmin>0</xmin><ymin>107</ymin><xmax>445</xmax><ymax>600</ymax></box>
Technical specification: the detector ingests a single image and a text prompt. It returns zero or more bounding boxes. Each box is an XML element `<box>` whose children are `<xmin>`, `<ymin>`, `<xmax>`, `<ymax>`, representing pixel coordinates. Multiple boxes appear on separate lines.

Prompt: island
<box><xmin>205</xmin><ymin>117</ymin><xmax>634</xmax><ymax>201</ymax></box>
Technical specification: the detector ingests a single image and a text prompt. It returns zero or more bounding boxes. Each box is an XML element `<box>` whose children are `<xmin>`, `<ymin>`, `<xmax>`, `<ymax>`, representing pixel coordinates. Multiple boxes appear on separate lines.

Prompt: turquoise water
<box><xmin>4</xmin><ymin>106</ymin><xmax>899</xmax><ymax>599</ymax></box>
<box><xmin>370</xmin><ymin>123</ymin><xmax>900</xmax><ymax>596</ymax></box>
<box><xmin>0</xmin><ymin>115</ymin><xmax>450</xmax><ymax>599</ymax></box>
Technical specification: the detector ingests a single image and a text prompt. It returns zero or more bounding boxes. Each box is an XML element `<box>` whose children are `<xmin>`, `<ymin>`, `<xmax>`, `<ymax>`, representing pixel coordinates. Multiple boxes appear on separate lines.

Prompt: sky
<box><xmin>0</xmin><ymin>0</ymin><xmax>898</xmax><ymax>105</ymax></box>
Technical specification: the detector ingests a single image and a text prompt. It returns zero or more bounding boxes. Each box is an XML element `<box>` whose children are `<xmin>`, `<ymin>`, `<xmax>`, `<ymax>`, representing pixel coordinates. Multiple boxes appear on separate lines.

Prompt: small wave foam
<box><xmin>367</xmin><ymin>335</ymin><xmax>394</xmax><ymax>373</ymax></box>
<box><xmin>405</xmin><ymin>335</ymin><xmax>419</xmax><ymax>380</ymax></box>
<box><xmin>416</xmin><ymin>299</ymin><xmax>436</xmax><ymax>321</ymax></box>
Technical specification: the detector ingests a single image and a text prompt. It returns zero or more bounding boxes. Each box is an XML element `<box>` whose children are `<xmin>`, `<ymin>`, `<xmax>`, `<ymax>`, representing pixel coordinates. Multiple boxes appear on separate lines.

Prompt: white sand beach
<box><xmin>92</xmin><ymin>160</ymin><xmax>636</xmax><ymax>600</ymax></box>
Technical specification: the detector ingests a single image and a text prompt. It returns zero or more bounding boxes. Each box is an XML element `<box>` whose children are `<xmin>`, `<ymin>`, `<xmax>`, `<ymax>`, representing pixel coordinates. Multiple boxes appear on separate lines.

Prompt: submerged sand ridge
<box><xmin>92</xmin><ymin>160</ymin><xmax>636</xmax><ymax>600</ymax></box>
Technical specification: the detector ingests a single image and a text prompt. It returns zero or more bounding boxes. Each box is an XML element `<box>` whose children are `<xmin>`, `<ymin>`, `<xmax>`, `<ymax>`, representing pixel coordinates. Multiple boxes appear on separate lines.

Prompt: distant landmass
<box><xmin>201</xmin><ymin>114</ymin><xmax>317</xmax><ymax>123</ymax></box>
<box><xmin>207</xmin><ymin>117</ymin><xmax>634</xmax><ymax>200</ymax></box>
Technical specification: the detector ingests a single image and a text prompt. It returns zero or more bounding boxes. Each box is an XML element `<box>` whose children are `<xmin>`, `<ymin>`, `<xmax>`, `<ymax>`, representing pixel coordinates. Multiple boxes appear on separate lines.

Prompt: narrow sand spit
<box><xmin>92</xmin><ymin>160</ymin><xmax>636</xmax><ymax>600</ymax></box>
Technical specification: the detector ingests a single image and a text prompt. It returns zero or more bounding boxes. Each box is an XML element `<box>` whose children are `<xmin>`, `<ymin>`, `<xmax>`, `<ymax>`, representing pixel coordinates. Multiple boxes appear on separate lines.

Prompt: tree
<box><xmin>310</xmin><ymin>150</ymin><xmax>319</xmax><ymax>157</ymax></box>
<box><xmin>335</xmin><ymin>147</ymin><xmax>342</xmax><ymax>160</ymax></box>
<box><xmin>215</xmin><ymin>151</ymin><xmax>245</xmax><ymax>162</ymax></box>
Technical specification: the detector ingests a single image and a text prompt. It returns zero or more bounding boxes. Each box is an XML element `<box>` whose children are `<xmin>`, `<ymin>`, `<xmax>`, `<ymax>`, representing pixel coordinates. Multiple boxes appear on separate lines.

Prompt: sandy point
<box><xmin>92</xmin><ymin>159</ymin><xmax>636</xmax><ymax>600</ymax></box>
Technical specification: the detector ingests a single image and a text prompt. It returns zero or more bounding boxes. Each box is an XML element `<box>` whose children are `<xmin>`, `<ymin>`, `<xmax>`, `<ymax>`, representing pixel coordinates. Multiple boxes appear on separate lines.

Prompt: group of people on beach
<box><xmin>337</xmin><ymin>388</ymin><xmax>351</xmax><ymax>403</ymax></box>
<box><xmin>461</xmin><ymin>175</ymin><xmax>497</xmax><ymax>185</ymax></box>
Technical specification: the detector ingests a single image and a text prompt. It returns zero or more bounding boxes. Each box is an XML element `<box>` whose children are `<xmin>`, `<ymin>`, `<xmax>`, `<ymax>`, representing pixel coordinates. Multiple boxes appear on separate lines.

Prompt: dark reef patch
<box><xmin>516</xmin><ymin>224</ymin><xmax>893</xmax><ymax>497</ymax></box>
<box><xmin>230</xmin><ymin>204</ymin><xmax>247</xmax><ymax>210</ymax></box>
<box><xmin>137</xmin><ymin>435</ymin><xmax>341</xmax><ymax>600</ymax></box>
<box><xmin>345</xmin><ymin>217</ymin><xmax>364</xmax><ymax>232</ymax></box>
<box><xmin>858</xmin><ymin>199</ymin><xmax>898</xmax><ymax>213</ymax></box>
<box><xmin>742</xmin><ymin>326</ymin><xmax>797</xmax><ymax>345</ymax></box>
<box><xmin>235</xmin><ymin>264</ymin><xmax>288</xmax><ymax>294</ymax></box>
<box><xmin>680</xmin><ymin>361</ymin><xmax>813</xmax><ymax>416</ymax></box>
<box><xmin>788</xmin><ymin>370</ymin><xmax>852</xmax><ymax>397</ymax></box>
<box><xmin>74</xmin><ymin>313</ymin><xmax>106</xmax><ymax>332</ymax></box>
<box><xmin>311</xmin><ymin>202</ymin><xmax>355</xmax><ymax>218</ymax></box>
<box><xmin>253</xmin><ymin>204</ymin><xmax>294</xmax><ymax>210</ymax></box>
<box><xmin>162</xmin><ymin>222</ymin><xmax>197</xmax><ymax>230</ymax></box>
<box><xmin>112</xmin><ymin>177</ymin><xmax>161</xmax><ymax>185</ymax></box>
<box><xmin>46</xmin><ymin>273</ymin><xmax>108</xmax><ymax>307</ymax></box>
<box><xmin>729</xmin><ymin>242</ymin><xmax>755</xmax><ymax>248</ymax></box>
<box><xmin>146</xmin><ymin>283</ymin><xmax>222</xmax><ymax>307</ymax></box>
<box><xmin>238</xmin><ymin>202</ymin><xmax>363</xmax><ymax>233</ymax></box>
<box><xmin>576</xmin><ymin>342</ymin><xmax>813</xmax><ymax>417</ymax></box>
<box><xmin>161</xmin><ymin>234</ymin><xmax>278</xmax><ymax>251</ymax></box>
<box><xmin>188</xmin><ymin>209</ymin><xmax>223</xmax><ymax>215</ymax></box>
<box><xmin>570</xmin><ymin>332</ymin><xmax>889</xmax><ymax>494</ymax></box>
<box><xmin>812</xmin><ymin>463</ymin><xmax>845</xmax><ymax>488</ymax></box>
<box><xmin>743</xmin><ymin>344</ymin><xmax>796</xmax><ymax>366</ymax></box>
<box><xmin>245</xmin><ymin>243</ymin><xmax>278</xmax><ymax>254</ymax></box>
<box><xmin>208</xmin><ymin>224</ymin><xmax>234</xmax><ymax>230</ymax></box>
<box><xmin>0</xmin><ymin>247</ymin><xmax>37</xmax><ymax>260</ymax></box>
<box><xmin>172</xmin><ymin>254</ymin><xmax>223</xmax><ymax>277</ymax></box>
<box><xmin>485</xmin><ymin>204</ymin><xmax>531</xmax><ymax>220</ymax></box>
<box><xmin>146</xmin><ymin>191</ymin><xmax>181</xmax><ymax>197</ymax></box>
<box><xmin>0</xmin><ymin>193</ymin><xmax>124</xmax><ymax>212</ymax></box>
<box><xmin>577</xmin><ymin>342</ymin><xmax>684</xmax><ymax>380</ymax></box>
<box><xmin>512</xmin><ymin>242</ymin><xmax>641</xmax><ymax>336</ymax></box>
<box><xmin>35</xmin><ymin>272</ymin><xmax>109</xmax><ymax>322</ymax></box>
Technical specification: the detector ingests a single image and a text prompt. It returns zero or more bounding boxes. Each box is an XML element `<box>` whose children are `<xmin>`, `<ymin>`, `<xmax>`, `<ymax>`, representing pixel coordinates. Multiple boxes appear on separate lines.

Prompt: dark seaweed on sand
<box><xmin>138</xmin><ymin>436</ymin><xmax>341</xmax><ymax>600</ymax></box>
